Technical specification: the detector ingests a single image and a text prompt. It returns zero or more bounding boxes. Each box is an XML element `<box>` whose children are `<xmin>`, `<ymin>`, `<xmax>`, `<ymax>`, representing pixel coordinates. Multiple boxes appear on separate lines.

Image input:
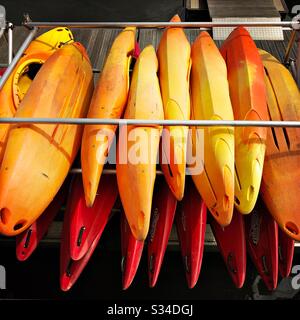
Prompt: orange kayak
<box><xmin>260</xmin><ymin>49</ymin><xmax>300</xmax><ymax>241</ymax></box>
<box><xmin>190</xmin><ymin>31</ymin><xmax>234</xmax><ymax>226</ymax></box>
<box><xmin>220</xmin><ymin>27</ymin><xmax>268</xmax><ymax>214</ymax></box>
<box><xmin>81</xmin><ymin>27</ymin><xmax>136</xmax><ymax>207</ymax></box>
<box><xmin>116</xmin><ymin>45</ymin><xmax>164</xmax><ymax>241</ymax></box>
<box><xmin>0</xmin><ymin>27</ymin><xmax>74</xmax><ymax>163</ymax></box>
<box><xmin>0</xmin><ymin>42</ymin><xmax>93</xmax><ymax>236</ymax></box>
<box><xmin>157</xmin><ymin>15</ymin><xmax>191</xmax><ymax>200</ymax></box>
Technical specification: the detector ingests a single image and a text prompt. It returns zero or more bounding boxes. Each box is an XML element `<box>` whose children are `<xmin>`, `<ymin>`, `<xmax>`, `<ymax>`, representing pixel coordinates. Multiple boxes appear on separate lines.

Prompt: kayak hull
<box><xmin>211</xmin><ymin>210</ymin><xmax>246</xmax><ymax>288</ymax></box>
<box><xmin>116</xmin><ymin>45</ymin><xmax>163</xmax><ymax>241</ymax></box>
<box><xmin>260</xmin><ymin>50</ymin><xmax>300</xmax><ymax>241</ymax></box>
<box><xmin>60</xmin><ymin>175</ymin><xmax>117</xmax><ymax>291</ymax></box>
<box><xmin>278</xmin><ymin>227</ymin><xmax>295</xmax><ymax>278</ymax></box>
<box><xmin>148</xmin><ymin>178</ymin><xmax>177</xmax><ymax>287</ymax></box>
<box><xmin>121</xmin><ymin>212</ymin><xmax>144</xmax><ymax>290</ymax></box>
<box><xmin>220</xmin><ymin>27</ymin><xmax>268</xmax><ymax>214</ymax></box>
<box><xmin>176</xmin><ymin>180</ymin><xmax>207</xmax><ymax>288</ymax></box>
<box><xmin>190</xmin><ymin>31</ymin><xmax>234</xmax><ymax>226</ymax></box>
<box><xmin>69</xmin><ymin>175</ymin><xmax>118</xmax><ymax>260</ymax></box>
<box><xmin>158</xmin><ymin>15</ymin><xmax>191</xmax><ymax>201</ymax></box>
<box><xmin>0</xmin><ymin>43</ymin><xmax>93</xmax><ymax>236</ymax></box>
<box><xmin>81</xmin><ymin>27</ymin><xmax>136</xmax><ymax>207</ymax></box>
<box><xmin>0</xmin><ymin>27</ymin><xmax>74</xmax><ymax>163</ymax></box>
<box><xmin>245</xmin><ymin>201</ymin><xmax>278</xmax><ymax>291</ymax></box>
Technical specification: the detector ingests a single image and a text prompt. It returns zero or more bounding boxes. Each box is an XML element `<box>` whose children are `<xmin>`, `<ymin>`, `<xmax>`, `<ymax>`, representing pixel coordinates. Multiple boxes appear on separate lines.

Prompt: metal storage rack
<box><xmin>0</xmin><ymin>15</ymin><xmax>299</xmax><ymax>247</ymax></box>
<box><xmin>0</xmin><ymin>5</ymin><xmax>14</xmax><ymax>68</ymax></box>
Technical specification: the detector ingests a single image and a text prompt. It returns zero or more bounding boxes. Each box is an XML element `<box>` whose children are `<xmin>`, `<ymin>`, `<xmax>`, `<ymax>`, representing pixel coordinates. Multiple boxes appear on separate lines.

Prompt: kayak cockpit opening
<box><xmin>14</xmin><ymin>61</ymin><xmax>43</xmax><ymax>105</ymax></box>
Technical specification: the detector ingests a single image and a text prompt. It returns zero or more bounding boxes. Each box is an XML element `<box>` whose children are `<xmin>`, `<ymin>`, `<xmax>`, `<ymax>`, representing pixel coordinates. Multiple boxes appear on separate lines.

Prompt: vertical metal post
<box><xmin>0</xmin><ymin>27</ymin><xmax>38</xmax><ymax>90</ymax></box>
<box><xmin>7</xmin><ymin>22</ymin><xmax>13</xmax><ymax>64</ymax></box>
<box><xmin>284</xmin><ymin>30</ymin><xmax>296</xmax><ymax>65</ymax></box>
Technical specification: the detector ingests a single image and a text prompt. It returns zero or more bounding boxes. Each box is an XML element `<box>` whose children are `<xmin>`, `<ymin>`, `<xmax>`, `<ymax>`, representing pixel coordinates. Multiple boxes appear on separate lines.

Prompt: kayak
<box><xmin>121</xmin><ymin>212</ymin><xmax>144</xmax><ymax>290</ymax></box>
<box><xmin>69</xmin><ymin>175</ymin><xmax>118</xmax><ymax>260</ymax></box>
<box><xmin>210</xmin><ymin>210</ymin><xmax>246</xmax><ymax>288</ymax></box>
<box><xmin>220</xmin><ymin>27</ymin><xmax>268</xmax><ymax>214</ymax></box>
<box><xmin>260</xmin><ymin>49</ymin><xmax>300</xmax><ymax>241</ymax></box>
<box><xmin>0</xmin><ymin>42</ymin><xmax>94</xmax><ymax>236</ymax></box>
<box><xmin>157</xmin><ymin>15</ymin><xmax>191</xmax><ymax>201</ymax></box>
<box><xmin>81</xmin><ymin>27</ymin><xmax>136</xmax><ymax>207</ymax></box>
<box><xmin>16</xmin><ymin>181</ymin><xmax>68</xmax><ymax>261</ymax></box>
<box><xmin>0</xmin><ymin>27</ymin><xmax>74</xmax><ymax>163</ymax></box>
<box><xmin>176</xmin><ymin>179</ymin><xmax>207</xmax><ymax>288</ymax></box>
<box><xmin>244</xmin><ymin>201</ymin><xmax>278</xmax><ymax>291</ymax></box>
<box><xmin>190</xmin><ymin>31</ymin><xmax>234</xmax><ymax>227</ymax></box>
<box><xmin>116</xmin><ymin>45</ymin><xmax>164</xmax><ymax>241</ymax></box>
<box><xmin>148</xmin><ymin>178</ymin><xmax>177</xmax><ymax>287</ymax></box>
<box><xmin>60</xmin><ymin>175</ymin><xmax>117</xmax><ymax>291</ymax></box>
<box><xmin>60</xmin><ymin>226</ymin><xmax>101</xmax><ymax>292</ymax></box>
<box><xmin>278</xmin><ymin>227</ymin><xmax>294</xmax><ymax>278</ymax></box>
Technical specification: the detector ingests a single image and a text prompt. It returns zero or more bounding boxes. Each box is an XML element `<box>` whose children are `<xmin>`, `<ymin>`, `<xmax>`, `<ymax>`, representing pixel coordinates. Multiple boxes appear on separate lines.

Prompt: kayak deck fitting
<box><xmin>0</xmin><ymin>15</ymin><xmax>299</xmax><ymax>292</ymax></box>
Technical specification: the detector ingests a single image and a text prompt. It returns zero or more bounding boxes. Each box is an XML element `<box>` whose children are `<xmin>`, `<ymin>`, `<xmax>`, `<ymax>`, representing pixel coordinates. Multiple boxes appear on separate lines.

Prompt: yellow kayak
<box><xmin>157</xmin><ymin>15</ymin><xmax>191</xmax><ymax>201</ymax></box>
<box><xmin>220</xmin><ymin>27</ymin><xmax>268</xmax><ymax>214</ymax></box>
<box><xmin>260</xmin><ymin>49</ymin><xmax>300</xmax><ymax>241</ymax></box>
<box><xmin>0</xmin><ymin>42</ymin><xmax>93</xmax><ymax>236</ymax></box>
<box><xmin>190</xmin><ymin>31</ymin><xmax>234</xmax><ymax>227</ymax></box>
<box><xmin>116</xmin><ymin>45</ymin><xmax>164</xmax><ymax>241</ymax></box>
<box><xmin>0</xmin><ymin>27</ymin><xmax>74</xmax><ymax>163</ymax></box>
<box><xmin>81</xmin><ymin>27</ymin><xmax>136</xmax><ymax>207</ymax></box>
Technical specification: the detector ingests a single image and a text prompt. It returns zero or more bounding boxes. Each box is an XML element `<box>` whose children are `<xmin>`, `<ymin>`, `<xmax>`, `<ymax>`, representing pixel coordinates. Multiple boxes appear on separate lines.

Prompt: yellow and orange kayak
<box><xmin>220</xmin><ymin>27</ymin><xmax>268</xmax><ymax>214</ymax></box>
<box><xmin>0</xmin><ymin>42</ymin><xmax>93</xmax><ymax>236</ymax></box>
<box><xmin>81</xmin><ymin>27</ymin><xmax>136</xmax><ymax>207</ymax></box>
<box><xmin>0</xmin><ymin>27</ymin><xmax>74</xmax><ymax>163</ymax></box>
<box><xmin>190</xmin><ymin>31</ymin><xmax>234</xmax><ymax>226</ymax></box>
<box><xmin>157</xmin><ymin>15</ymin><xmax>191</xmax><ymax>201</ymax></box>
<box><xmin>116</xmin><ymin>45</ymin><xmax>164</xmax><ymax>241</ymax></box>
<box><xmin>260</xmin><ymin>49</ymin><xmax>300</xmax><ymax>241</ymax></box>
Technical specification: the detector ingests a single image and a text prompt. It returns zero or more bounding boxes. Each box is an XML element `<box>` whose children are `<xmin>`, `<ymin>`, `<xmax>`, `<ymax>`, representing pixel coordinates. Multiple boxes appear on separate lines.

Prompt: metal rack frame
<box><xmin>0</xmin><ymin>15</ymin><xmax>299</xmax><ymax>114</ymax></box>
<box><xmin>0</xmin><ymin>16</ymin><xmax>300</xmax><ymax>248</ymax></box>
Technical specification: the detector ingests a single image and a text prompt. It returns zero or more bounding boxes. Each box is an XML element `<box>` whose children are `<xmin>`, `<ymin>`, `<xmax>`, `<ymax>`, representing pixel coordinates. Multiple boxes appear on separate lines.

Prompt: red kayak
<box><xmin>244</xmin><ymin>201</ymin><xmax>278</xmax><ymax>291</ymax></box>
<box><xmin>176</xmin><ymin>180</ymin><xmax>207</xmax><ymax>288</ymax></box>
<box><xmin>210</xmin><ymin>210</ymin><xmax>246</xmax><ymax>288</ymax></box>
<box><xmin>60</xmin><ymin>175</ymin><xmax>118</xmax><ymax>291</ymax></box>
<box><xmin>16</xmin><ymin>182</ymin><xmax>68</xmax><ymax>261</ymax></box>
<box><xmin>148</xmin><ymin>178</ymin><xmax>177</xmax><ymax>287</ymax></box>
<box><xmin>121</xmin><ymin>212</ymin><xmax>144</xmax><ymax>290</ymax></box>
<box><xmin>69</xmin><ymin>175</ymin><xmax>118</xmax><ymax>260</ymax></box>
<box><xmin>278</xmin><ymin>227</ymin><xmax>294</xmax><ymax>278</ymax></box>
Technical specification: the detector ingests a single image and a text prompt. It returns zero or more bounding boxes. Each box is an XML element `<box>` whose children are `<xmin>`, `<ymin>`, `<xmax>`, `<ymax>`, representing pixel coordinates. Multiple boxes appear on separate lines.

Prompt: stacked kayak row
<box><xmin>15</xmin><ymin>176</ymin><xmax>295</xmax><ymax>291</ymax></box>
<box><xmin>0</xmin><ymin>15</ymin><xmax>299</xmax><ymax>291</ymax></box>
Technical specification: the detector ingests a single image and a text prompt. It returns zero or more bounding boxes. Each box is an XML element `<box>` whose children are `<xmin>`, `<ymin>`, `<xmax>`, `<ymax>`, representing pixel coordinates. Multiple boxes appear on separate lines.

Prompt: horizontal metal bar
<box><xmin>0</xmin><ymin>27</ymin><xmax>38</xmax><ymax>90</ymax></box>
<box><xmin>23</xmin><ymin>20</ymin><xmax>300</xmax><ymax>29</ymax></box>
<box><xmin>70</xmin><ymin>168</ymin><xmax>164</xmax><ymax>175</ymax></box>
<box><xmin>1</xmin><ymin>117</ymin><xmax>300</xmax><ymax>127</ymax></box>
